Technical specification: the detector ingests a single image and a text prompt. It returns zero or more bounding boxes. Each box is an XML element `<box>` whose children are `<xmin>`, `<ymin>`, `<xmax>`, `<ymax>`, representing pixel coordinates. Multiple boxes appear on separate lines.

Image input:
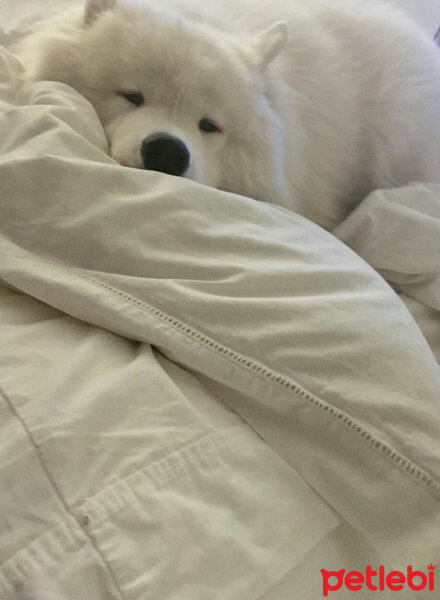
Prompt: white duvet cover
<box><xmin>1</xmin><ymin>7</ymin><xmax>440</xmax><ymax>600</ymax></box>
<box><xmin>334</xmin><ymin>185</ymin><xmax>440</xmax><ymax>363</ymax></box>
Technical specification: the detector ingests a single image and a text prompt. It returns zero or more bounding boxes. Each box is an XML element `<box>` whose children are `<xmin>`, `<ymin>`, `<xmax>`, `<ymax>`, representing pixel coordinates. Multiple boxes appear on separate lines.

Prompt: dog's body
<box><xmin>14</xmin><ymin>0</ymin><xmax>440</xmax><ymax>229</ymax></box>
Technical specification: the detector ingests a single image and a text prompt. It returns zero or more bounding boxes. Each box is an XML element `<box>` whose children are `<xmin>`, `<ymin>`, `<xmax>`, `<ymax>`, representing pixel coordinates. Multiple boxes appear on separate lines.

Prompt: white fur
<box><xmin>13</xmin><ymin>0</ymin><xmax>440</xmax><ymax>229</ymax></box>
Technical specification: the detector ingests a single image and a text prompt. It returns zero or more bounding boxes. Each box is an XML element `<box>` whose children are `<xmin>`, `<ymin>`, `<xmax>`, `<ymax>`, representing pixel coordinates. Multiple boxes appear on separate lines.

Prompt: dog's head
<box><xmin>23</xmin><ymin>0</ymin><xmax>291</xmax><ymax>202</ymax></box>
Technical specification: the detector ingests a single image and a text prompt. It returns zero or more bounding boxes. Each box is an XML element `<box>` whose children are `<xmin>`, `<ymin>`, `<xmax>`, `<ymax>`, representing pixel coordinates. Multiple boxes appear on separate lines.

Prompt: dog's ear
<box><xmin>249</xmin><ymin>21</ymin><xmax>289</xmax><ymax>69</ymax></box>
<box><xmin>84</xmin><ymin>0</ymin><xmax>117</xmax><ymax>25</ymax></box>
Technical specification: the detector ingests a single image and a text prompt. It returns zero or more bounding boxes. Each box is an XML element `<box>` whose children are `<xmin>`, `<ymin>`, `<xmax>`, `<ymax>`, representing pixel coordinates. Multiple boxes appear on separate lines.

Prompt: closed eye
<box><xmin>199</xmin><ymin>118</ymin><xmax>222</xmax><ymax>133</ymax></box>
<box><xmin>117</xmin><ymin>90</ymin><xmax>144</xmax><ymax>106</ymax></box>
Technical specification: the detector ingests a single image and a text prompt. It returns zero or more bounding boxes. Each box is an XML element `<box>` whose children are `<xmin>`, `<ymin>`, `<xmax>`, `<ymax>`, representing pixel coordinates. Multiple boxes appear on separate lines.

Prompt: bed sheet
<box><xmin>1</xmin><ymin>43</ymin><xmax>440</xmax><ymax>600</ymax></box>
<box><xmin>0</xmin><ymin>283</ymin><xmax>340</xmax><ymax>600</ymax></box>
<box><xmin>334</xmin><ymin>184</ymin><xmax>440</xmax><ymax>363</ymax></box>
<box><xmin>2</xmin><ymin>1</ymin><xmax>440</xmax><ymax>598</ymax></box>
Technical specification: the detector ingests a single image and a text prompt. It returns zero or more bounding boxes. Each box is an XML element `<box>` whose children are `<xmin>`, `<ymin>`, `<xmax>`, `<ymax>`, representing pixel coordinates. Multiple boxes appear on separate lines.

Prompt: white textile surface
<box><xmin>334</xmin><ymin>185</ymin><xmax>440</xmax><ymax>363</ymax></box>
<box><xmin>0</xmin><ymin>45</ymin><xmax>440</xmax><ymax>600</ymax></box>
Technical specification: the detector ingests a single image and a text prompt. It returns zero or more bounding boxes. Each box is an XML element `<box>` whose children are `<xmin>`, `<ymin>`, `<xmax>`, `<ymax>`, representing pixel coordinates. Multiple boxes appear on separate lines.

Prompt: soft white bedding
<box><xmin>1</xmin><ymin>42</ymin><xmax>440</xmax><ymax>600</ymax></box>
<box><xmin>334</xmin><ymin>184</ymin><xmax>440</xmax><ymax>363</ymax></box>
<box><xmin>1</xmin><ymin>2</ymin><xmax>440</xmax><ymax>599</ymax></box>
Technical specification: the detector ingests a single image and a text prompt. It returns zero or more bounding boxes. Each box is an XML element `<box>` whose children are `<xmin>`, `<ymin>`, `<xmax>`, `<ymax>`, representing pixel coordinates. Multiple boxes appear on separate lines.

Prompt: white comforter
<box><xmin>1</xmin><ymin>35</ymin><xmax>440</xmax><ymax>600</ymax></box>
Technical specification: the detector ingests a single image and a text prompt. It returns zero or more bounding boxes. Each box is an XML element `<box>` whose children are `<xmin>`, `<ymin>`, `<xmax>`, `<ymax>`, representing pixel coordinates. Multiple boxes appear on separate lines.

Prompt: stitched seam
<box><xmin>31</xmin><ymin>255</ymin><xmax>440</xmax><ymax>497</ymax></box>
<box><xmin>77</xmin><ymin>424</ymin><xmax>246</xmax><ymax>525</ymax></box>
<box><xmin>0</xmin><ymin>384</ymin><xmax>127</xmax><ymax>600</ymax></box>
<box><xmin>0</xmin><ymin>521</ymin><xmax>84</xmax><ymax>591</ymax></box>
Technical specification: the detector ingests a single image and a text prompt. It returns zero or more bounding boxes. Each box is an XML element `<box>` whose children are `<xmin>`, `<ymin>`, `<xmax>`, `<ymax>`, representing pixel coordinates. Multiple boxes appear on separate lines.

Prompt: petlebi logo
<box><xmin>321</xmin><ymin>564</ymin><xmax>436</xmax><ymax>596</ymax></box>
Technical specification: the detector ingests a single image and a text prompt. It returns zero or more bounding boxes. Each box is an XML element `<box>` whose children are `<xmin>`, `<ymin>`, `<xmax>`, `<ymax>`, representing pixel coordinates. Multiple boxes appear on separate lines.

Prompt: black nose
<box><xmin>141</xmin><ymin>133</ymin><xmax>190</xmax><ymax>176</ymax></box>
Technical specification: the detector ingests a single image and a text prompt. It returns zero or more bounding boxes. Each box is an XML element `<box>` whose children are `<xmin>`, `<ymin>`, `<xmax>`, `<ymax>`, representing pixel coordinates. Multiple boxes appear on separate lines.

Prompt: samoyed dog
<box><xmin>14</xmin><ymin>0</ymin><xmax>440</xmax><ymax>229</ymax></box>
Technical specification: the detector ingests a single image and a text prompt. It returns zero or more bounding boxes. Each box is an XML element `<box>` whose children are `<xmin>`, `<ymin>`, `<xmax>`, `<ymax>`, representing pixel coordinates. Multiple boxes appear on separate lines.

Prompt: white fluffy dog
<box><xmin>15</xmin><ymin>0</ymin><xmax>440</xmax><ymax>229</ymax></box>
